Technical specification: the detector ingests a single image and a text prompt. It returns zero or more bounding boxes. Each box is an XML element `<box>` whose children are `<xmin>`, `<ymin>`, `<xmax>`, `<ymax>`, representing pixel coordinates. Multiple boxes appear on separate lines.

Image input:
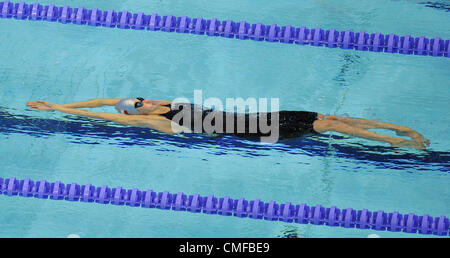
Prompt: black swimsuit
<box><xmin>159</xmin><ymin>103</ymin><xmax>319</xmax><ymax>141</ymax></box>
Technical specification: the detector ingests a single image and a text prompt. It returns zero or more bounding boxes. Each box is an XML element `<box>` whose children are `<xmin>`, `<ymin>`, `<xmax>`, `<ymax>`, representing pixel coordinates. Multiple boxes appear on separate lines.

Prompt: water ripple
<box><xmin>0</xmin><ymin>107</ymin><xmax>448</xmax><ymax>173</ymax></box>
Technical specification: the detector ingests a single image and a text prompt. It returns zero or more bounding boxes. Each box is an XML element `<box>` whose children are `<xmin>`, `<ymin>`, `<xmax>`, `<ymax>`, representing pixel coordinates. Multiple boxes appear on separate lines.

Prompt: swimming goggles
<box><xmin>135</xmin><ymin>97</ymin><xmax>162</xmax><ymax>108</ymax></box>
<box><xmin>134</xmin><ymin>97</ymin><xmax>145</xmax><ymax>108</ymax></box>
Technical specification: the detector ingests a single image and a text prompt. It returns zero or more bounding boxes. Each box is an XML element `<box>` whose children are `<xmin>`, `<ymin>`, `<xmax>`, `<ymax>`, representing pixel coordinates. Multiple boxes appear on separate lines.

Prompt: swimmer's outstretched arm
<box><xmin>60</xmin><ymin>98</ymin><xmax>174</xmax><ymax>108</ymax></box>
<box><xmin>61</xmin><ymin>98</ymin><xmax>122</xmax><ymax>108</ymax></box>
<box><xmin>27</xmin><ymin>101</ymin><xmax>177</xmax><ymax>135</ymax></box>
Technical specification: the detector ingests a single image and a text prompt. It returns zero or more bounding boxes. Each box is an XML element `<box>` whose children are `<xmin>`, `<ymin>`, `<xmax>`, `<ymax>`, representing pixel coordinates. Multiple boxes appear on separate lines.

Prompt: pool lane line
<box><xmin>0</xmin><ymin>1</ymin><xmax>449</xmax><ymax>58</ymax></box>
<box><xmin>0</xmin><ymin>177</ymin><xmax>449</xmax><ymax>236</ymax></box>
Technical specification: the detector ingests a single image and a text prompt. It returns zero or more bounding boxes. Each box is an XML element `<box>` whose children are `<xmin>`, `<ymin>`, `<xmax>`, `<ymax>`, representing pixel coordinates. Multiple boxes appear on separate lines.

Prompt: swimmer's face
<box><xmin>135</xmin><ymin>98</ymin><xmax>161</xmax><ymax>114</ymax></box>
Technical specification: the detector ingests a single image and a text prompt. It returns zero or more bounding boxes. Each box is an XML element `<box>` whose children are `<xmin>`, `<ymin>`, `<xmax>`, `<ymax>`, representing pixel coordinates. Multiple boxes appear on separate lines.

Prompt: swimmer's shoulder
<box><xmin>139</xmin><ymin>114</ymin><xmax>169</xmax><ymax>120</ymax></box>
<box><xmin>151</xmin><ymin>100</ymin><xmax>195</xmax><ymax>107</ymax></box>
<box><xmin>152</xmin><ymin>99</ymin><xmax>173</xmax><ymax>105</ymax></box>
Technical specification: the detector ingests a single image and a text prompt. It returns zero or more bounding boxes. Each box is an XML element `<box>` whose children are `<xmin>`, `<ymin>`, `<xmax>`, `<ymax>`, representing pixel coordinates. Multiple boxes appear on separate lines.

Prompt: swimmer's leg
<box><xmin>322</xmin><ymin>115</ymin><xmax>411</xmax><ymax>131</ymax></box>
<box><xmin>313</xmin><ymin>119</ymin><xmax>426</xmax><ymax>149</ymax></box>
<box><xmin>317</xmin><ymin>114</ymin><xmax>429</xmax><ymax>146</ymax></box>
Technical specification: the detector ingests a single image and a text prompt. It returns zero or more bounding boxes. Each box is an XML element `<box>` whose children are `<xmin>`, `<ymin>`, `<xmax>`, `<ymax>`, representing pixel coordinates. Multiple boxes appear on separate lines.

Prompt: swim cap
<box><xmin>115</xmin><ymin>98</ymin><xmax>140</xmax><ymax>115</ymax></box>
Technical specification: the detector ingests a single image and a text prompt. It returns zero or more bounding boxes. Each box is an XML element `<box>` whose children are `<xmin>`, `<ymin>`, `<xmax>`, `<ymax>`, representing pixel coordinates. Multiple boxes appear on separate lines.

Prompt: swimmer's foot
<box><xmin>395</xmin><ymin>129</ymin><xmax>430</xmax><ymax>147</ymax></box>
<box><xmin>390</xmin><ymin>139</ymin><xmax>426</xmax><ymax>150</ymax></box>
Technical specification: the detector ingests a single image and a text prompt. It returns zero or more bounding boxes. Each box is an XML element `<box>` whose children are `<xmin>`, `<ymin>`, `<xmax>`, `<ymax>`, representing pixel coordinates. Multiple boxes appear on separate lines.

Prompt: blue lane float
<box><xmin>1</xmin><ymin>177</ymin><xmax>449</xmax><ymax>236</ymax></box>
<box><xmin>1</xmin><ymin>1</ymin><xmax>449</xmax><ymax>58</ymax></box>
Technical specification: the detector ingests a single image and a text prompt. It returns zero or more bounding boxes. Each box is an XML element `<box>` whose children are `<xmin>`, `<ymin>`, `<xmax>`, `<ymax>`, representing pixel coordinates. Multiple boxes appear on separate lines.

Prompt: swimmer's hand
<box><xmin>26</xmin><ymin>100</ymin><xmax>58</xmax><ymax>111</ymax></box>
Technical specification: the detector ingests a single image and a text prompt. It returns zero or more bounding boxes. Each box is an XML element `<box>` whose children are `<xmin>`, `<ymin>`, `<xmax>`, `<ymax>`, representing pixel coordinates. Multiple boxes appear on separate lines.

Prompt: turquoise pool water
<box><xmin>0</xmin><ymin>0</ymin><xmax>449</xmax><ymax>237</ymax></box>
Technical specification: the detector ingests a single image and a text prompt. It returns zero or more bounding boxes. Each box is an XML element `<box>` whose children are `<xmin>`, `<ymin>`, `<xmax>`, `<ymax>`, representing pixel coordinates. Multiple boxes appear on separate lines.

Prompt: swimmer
<box><xmin>26</xmin><ymin>98</ymin><xmax>430</xmax><ymax>149</ymax></box>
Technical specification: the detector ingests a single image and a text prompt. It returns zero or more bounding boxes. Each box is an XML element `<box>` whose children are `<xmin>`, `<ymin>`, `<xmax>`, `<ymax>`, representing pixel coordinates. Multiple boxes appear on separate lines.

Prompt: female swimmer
<box><xmin>26</xmin><ymin>98</ymin><xmax>429</xmax><ymax>149</ymax></box>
